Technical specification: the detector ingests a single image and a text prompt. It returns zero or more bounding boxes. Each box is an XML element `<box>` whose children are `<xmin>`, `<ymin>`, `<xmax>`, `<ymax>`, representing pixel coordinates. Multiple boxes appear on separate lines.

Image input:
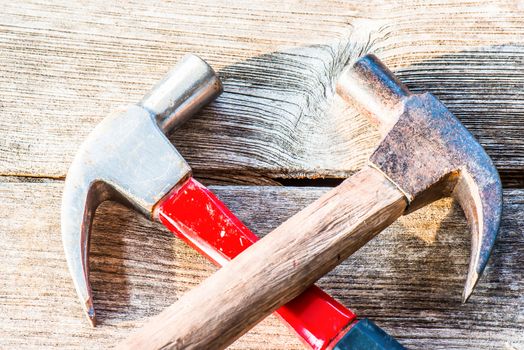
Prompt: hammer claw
<box><xmin>454</xmin><ymin>167</ymin><xmax>502</xmax><ymax>302</ymax></box>
<box><xmin>61</xmin><ymin>175</ymin><xmax>102</xmax><ymax>326</ymax></box>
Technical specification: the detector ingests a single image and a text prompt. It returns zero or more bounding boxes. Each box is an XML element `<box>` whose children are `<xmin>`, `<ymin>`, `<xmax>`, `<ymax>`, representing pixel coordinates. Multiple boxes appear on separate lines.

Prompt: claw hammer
<box><xmin>61</xmin><ymin>55</ymin><xmax>404</xmax><ymax>349</ymax></box>
<box><xmin>119</xmin><ymin>54</ymin><xmax>503</xmax><ymax>349</ymax></box>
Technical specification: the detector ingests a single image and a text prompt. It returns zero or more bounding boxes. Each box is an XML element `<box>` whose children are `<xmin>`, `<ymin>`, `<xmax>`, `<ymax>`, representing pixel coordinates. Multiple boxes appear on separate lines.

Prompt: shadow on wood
<box><xmin>170</xmin><ymin>44</ymin><xmax>524</xmax><ymax>187</ymax></box>
<box><xmin>89</xmin><ymin>201</ymin><xmax>212</xmax><ymax>325</ymax></box>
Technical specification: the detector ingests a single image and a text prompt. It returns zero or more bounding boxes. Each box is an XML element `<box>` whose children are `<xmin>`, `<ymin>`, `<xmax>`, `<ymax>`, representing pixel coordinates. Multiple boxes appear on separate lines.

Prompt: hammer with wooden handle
<box><xmin>119</xmin><ymin>54</ymin><xmax>503</xmax><ymax>349</ymax></box>
<box><xmin>61</xmin><ymin>54</ymin><xmax>403</xmax><ymax>349</ymax></box>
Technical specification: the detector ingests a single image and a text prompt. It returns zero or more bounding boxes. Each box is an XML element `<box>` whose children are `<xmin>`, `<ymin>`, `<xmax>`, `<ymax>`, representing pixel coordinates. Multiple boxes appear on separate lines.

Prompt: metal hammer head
<box><xmin>337</xmin><ymin>54</ymin><xmax>502</xmax><ymax>302</ymax></box>
<box><xmin>61</xmin><ymin>54</ymin><xmax>222</xmax><ymax>326</ymax></box>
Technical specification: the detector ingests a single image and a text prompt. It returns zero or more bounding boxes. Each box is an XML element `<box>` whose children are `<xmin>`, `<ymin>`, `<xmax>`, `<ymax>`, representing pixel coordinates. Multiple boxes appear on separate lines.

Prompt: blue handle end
<box><xmin>333</xmin><ymin>319</ymin><xmax>406</xmax><ymax>350</ymax></box>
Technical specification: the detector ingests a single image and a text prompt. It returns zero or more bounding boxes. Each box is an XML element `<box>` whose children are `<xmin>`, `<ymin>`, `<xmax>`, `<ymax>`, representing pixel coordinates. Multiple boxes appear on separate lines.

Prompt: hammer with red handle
<box><xmin>61</xmin><ymin>55</ymin><xmax>403</xmax><ymax>349</ymax></box>
<box><xmin>119</xmin><ymin>54</ymin><xmax>503</xmax><ymax>349</ymax></box>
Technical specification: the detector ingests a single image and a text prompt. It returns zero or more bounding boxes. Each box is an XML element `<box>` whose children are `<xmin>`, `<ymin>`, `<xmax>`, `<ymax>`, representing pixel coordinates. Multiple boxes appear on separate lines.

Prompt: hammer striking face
<box><xmin>118</xmin><ymin>55</ymin><xmax>503</xmax><ymax>350</ymax></box>
<box><xmin>62</xmin><ymin>54</ymin><xmax>406</xmax><ymax>350</ymax></box>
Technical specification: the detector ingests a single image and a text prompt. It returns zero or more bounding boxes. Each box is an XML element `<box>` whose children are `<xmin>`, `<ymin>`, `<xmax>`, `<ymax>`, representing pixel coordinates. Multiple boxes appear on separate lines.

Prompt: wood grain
<box><xmin>0</xmin><ymin>1</ymin><xmax>523</xmax><ymax>349</ymax></box>
<box><xmin>0</xmin><ymin>181</ymin><xmax>521</xmax><ymax>349</ymax></box>
<box><xmin>0</xmin><ymin>1</ymin><xmax>523</xmax><ymax>185</ymax></box>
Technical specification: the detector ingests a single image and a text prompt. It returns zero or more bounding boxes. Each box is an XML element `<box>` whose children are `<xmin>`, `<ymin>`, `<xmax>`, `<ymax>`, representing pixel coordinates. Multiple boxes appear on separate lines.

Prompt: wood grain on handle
<box><xmin>118</xmin><ymin>166</ymin><xmax>408</xmax><ymax>350</ymax></box>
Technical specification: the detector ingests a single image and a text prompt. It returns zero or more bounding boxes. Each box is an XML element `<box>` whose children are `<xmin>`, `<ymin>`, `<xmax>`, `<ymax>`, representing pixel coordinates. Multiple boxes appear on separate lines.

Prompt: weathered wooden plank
<box><xmin>0</xmin><ymin>1</ymin><xmax>523</xmax><ymax>185</ymax></box>
<box><xmin>0</xmin><ymin>181</ymin><xmax>521</xmax><ymax>349</ymax></box>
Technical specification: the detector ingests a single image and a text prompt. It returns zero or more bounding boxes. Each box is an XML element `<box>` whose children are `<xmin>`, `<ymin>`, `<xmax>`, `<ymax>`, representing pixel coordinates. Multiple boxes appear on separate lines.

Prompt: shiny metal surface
<box><xmin>337</xmin><ymin>54</ymin><xmax>502</xmax><ymax>303</ymax></box>
<box><xmin>61</xmin><ymin>54</ymin><xmax>222</xmax><ymax>326</ymax></box>
<box><xmin>337</xmin><ymin>55</ymin><xmax>410</xmax><ymax>135</ymax></box>
<box><xmin>140</xmin><ymin>54</ymin><xmax>222</xmax><ymax>133</ymax></box>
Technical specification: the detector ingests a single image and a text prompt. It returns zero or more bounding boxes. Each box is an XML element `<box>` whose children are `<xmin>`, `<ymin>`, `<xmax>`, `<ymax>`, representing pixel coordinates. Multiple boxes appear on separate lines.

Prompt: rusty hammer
<box><xmin>61</xmin><ymin>54</ymin><xmax>405</xmax><ymax>349</ymax></box>
<box><xmin>119</xmin><ymin>54</ymin><xmax>503</xmax><ymax>349</ymax></box>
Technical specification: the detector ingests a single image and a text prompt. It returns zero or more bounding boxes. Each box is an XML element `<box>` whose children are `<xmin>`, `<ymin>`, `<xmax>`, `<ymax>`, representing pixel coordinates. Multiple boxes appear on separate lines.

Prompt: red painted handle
<box><xmin>156</xmin><ymin>177</ymin><xmax>356</xmax><ymax>350</ymax></box>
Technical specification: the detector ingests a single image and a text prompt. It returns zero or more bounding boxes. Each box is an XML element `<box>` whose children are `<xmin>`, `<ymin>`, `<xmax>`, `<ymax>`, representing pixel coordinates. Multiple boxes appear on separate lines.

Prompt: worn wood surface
<box><xmin>0</xmin><ymin>182</ymin><xmax>522</xmax><ymax>349</ymax></box>
<box><xmin>0</xmin><ymin>1</ymin><xmax>523</xmax><ymax>349</ymax></box>
<box><xmin>1</xmin><ymin>1</ymin><xmax>524</xmax><ymax>185</ymax></box>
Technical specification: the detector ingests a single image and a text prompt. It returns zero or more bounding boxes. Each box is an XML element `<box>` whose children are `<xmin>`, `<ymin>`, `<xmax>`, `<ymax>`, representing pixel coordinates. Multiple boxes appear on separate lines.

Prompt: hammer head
<box><xmin>337</xmin><ymin>54</ymin><xmax>502</xmax><ymax>302</ymax></box>
<box><xmin>61</xmin><ymin>54</ymin><xmax>222</xmax><ymax>326</ymax></box>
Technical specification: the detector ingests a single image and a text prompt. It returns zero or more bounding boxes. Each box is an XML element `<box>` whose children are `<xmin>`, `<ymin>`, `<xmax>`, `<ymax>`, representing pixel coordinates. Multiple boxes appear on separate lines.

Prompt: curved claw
<box><xmin>453</xmin><ymin>166</ymin><xmax>502</xmax><ymax>302</ymax></box>
<box><xmin>61</xmin><ymin>157</ymin><xmax>109</xmax><ymax>326</ymax></box>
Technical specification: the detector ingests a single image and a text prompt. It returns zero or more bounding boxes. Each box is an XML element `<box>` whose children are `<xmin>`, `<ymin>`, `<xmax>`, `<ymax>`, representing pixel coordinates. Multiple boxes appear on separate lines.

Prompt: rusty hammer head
<box><xmin>337</xmin><ymin>54</ymin><xmax>502</xmax><ymax>302</ymax></box>
<box><xmin>61</xmin><ymin>54</ymin><xmax>222</xmax><ymax>326</ymax></box>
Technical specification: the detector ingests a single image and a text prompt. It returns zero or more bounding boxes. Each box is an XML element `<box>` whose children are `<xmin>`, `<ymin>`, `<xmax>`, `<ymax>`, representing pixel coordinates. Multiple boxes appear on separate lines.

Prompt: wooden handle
<box><xmin>156</xmin><ymin>177</ymin><xmax>357</xmax><ymax>349</ymax></box>
<box><xmin>118</xmin><ymin>166</ymin><xmax>407</xmax><ymax>349</ymax></box>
